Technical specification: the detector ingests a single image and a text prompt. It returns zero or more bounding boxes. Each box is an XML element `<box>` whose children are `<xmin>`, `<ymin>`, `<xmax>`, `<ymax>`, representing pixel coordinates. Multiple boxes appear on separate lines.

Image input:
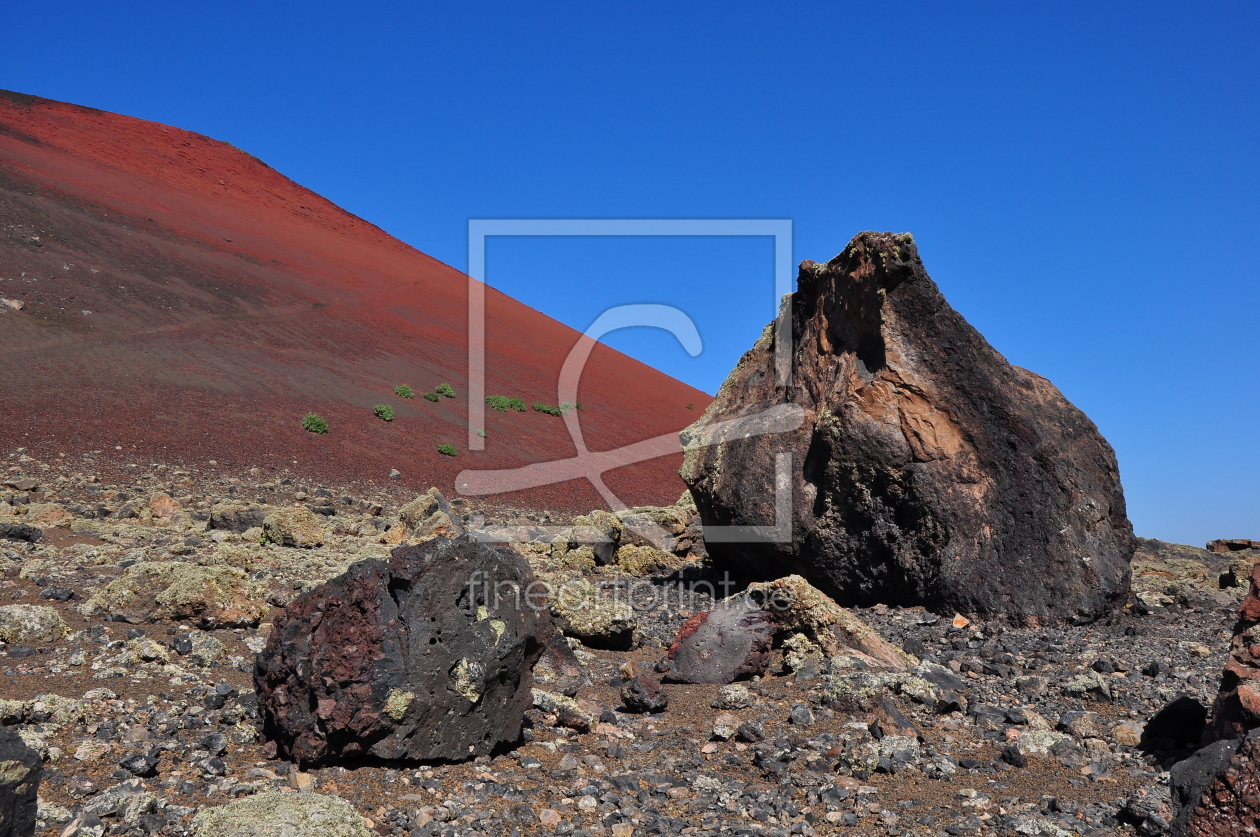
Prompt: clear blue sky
<box><xmin>4</xmin><ymin>2</ymin><xmax>1257</xmax><ymax>546</ymax></box>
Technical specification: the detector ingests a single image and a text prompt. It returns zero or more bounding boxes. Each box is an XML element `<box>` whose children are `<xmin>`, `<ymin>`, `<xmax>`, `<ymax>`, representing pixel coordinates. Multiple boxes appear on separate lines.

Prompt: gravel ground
<box><xmin>0</xmin><ymin>447</ymin><xmax>1249</xmax><ymax>837</ymax></box>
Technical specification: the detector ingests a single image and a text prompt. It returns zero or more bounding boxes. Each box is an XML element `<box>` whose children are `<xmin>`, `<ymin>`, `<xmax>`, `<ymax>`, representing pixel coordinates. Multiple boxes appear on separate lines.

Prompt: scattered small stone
<box><xmin>620</xmin><ymin>673</ymin><xmax>668</xmax><ymax>713</ymax></box>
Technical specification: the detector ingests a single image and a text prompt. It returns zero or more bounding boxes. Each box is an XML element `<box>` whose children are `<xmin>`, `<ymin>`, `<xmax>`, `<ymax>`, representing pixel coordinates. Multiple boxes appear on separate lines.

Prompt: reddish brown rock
<box><xmin>533</xmin><ymin>633</ymin><xmax>586</xmax><ymax>697</ymax></box>
<box><xmin>681</xmin><ymin>231</ymin><xmax>1134</xmax><ymax>625</ymax></box>
<box><xmin>663</xmin><ymin>598</ymin><xmax>774</xmax><ymax>684</ymax></box>
<box><xmin>1173</xmin><ymin>730</ymin><xmax>1260</xmax><ymax>836</ymax></box>
<box><xmin>1172</xmin><ymin>566</ymin><xmax>1260</xmax><ymax>832</ymax></box>
<box><xmin>1207</xmin><ymin>538</ymin><xmax>1260</xmax><ymax>554</ymax></box>
<box><xmin>255</xmin><ymin>537</ymin><xmax>551</xmax><ymax>767</ymax></box>
<box><xmin>1210</xmin><ymin>564</ymin><xmax>1260</xmax><ymax>741</ymax></box>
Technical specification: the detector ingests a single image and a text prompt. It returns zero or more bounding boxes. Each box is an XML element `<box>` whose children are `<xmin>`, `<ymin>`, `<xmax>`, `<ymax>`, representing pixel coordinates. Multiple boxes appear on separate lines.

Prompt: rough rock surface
<box><xmin>261</xmin><ymin>507</ymin><xmax>325</xmax><ymax>548</ymax></box>
<box><xmin>1210</xmin><ymin>563</ymin><xmax>1260</xmax><ymax>741</ymax></box>
<box><xmin>191</xmin><ymin>791</ymin><xmax>372</xmax><ymax>837</ymax></box>
<box><xmin>1208</xmin><ymin>538</ymin><xmax>1260</xmax><ymax>553</ymax></box>
<box><xmin>1</xmin><ymin>451</ymin><xmax>1251</xmax><ymax>837</ymax></box>
<box><xmin>0</xmin><ymin>523</ymin><xmax>40</xmax><ymax>543</ymax></box>
<box><xmin>0</xmin><ymin>604</ymin><xmax>66</xmax><ymax>644</ymax></box>
<box><xmin>256</xmin><ymin>536</ymin><xmax>551</xmax><ymax>767</ymax></box>
<box><xmin>0</xmin><ymin>727</ymin><xmax>40</xmax><ymax>837</ymax></box>
<box><xmin>395</xmin><ymin>488</ymin><xmax>464</xmax><ymax>542</ymax></box>
<box><xmin>664</xmin><ymin>598</ymin><xmax>775</xmax><ymax>684</ymax></box>
<box><xmin>79</xmin><ymin>562</ymin><xmax>265</xmax><ymax>628</ymax></box>
<box><xmin>620</xmin><ymin>674</ymin><xmax>669</xmax><ymax>714</ymax></box>
<box><xmin>744</xmin><ymin>575</ymin><xmax>909</xmax><ymax>670</ymax></box>
<box><xmin>681</xmin><ymin>231</ymin><xmax>1134</xmax><ymax>624</ymax></box>
<box><xmin>533</xmin><ymin>633</ymin><xmax>586</xmax><ymax>697</ymax></box>
<box><xmin>207</xmin><ymin>503</ymin><xmax>267</xmax><ymax>534</ymax></box>
<box><xmin>1172</xmin><ymin>730</ymin><xmax>1260</xmax><ymax>836</ymax></box>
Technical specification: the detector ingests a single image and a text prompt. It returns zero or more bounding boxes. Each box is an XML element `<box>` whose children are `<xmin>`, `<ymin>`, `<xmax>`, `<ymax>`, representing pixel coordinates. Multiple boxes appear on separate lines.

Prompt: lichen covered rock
<box><xmin>743</xmin><ymin>575</ymin><xmax>910</xmax><ymax>670</ymax></box>
<box><xmin>396</xmin><ymin>488</ymin><xmax>463</xmax><ymax>541</ymax></box>
<box><xmin>192</xmin><ymin>791</ymin><xmax>371</xmax><ymax>837</ymax></box>
<box><xmin>80</xmin><ymin>562</ymin><xmax>266</xmax><ymax>627</ymax></box>
<box><xmin>262</xmin><ymin>506</ymin><xmax>325</xmax><ymax>548</ymax></box>
<box><xmin>545</xmin><ymin>576</ymin><xmax>635</xmax><ymax>650</ymax></box>
<box><xmin>0</xmin><ymin>604</ymin><xmax>66</xmax><ymax>644</ymax></box>
<box><xmin>613</xmin><ymin>544</ymin><xmax>686</xmax><ymax>576</ymax></box>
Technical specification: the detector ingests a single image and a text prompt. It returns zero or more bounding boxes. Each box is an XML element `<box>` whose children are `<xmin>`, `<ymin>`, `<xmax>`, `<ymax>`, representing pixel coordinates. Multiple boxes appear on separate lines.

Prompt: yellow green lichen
<box><xmin>191</xmin><ymin>791</ymin><xmax>372</xmax><ymax>837</ymax></box>
<box><xmin>384</xmin><ymin>689</ymin><xmax>415</xmax><ymax>721</ymax></box>
<box><xmin>451</xmin><ymin>659</ymin><xmax>483</xmax><ymax>703</ymax></box>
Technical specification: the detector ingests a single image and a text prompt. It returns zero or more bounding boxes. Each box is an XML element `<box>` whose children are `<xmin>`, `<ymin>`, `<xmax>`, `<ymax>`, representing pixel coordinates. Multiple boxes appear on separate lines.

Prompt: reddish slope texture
<box><xmin>0</xmin><ymin>90</ymin><xmax>711</xmax><ymax>510</ymax></box>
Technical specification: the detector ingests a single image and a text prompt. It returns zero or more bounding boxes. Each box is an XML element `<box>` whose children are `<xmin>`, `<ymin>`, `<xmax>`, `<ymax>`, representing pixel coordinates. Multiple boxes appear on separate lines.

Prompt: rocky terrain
<box><xmin>0</xmin><ymin>447</ymin><xmax>1255</xmax><ymax>837</ymax></box>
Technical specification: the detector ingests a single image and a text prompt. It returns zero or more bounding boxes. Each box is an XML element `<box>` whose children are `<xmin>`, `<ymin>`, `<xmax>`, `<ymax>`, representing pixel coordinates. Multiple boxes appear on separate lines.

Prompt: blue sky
<box><xmin>3</xmin><ymin>2</ymin><xmax>1257</xmax><ymax>545</ymax></box>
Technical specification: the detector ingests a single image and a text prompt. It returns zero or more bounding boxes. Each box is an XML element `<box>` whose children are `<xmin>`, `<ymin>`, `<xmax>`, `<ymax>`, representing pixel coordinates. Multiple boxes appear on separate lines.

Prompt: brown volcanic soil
<box><xmin>0</xmin><ymin>89</ymin><xmax>710</xmax><ymax>512</ymax></box>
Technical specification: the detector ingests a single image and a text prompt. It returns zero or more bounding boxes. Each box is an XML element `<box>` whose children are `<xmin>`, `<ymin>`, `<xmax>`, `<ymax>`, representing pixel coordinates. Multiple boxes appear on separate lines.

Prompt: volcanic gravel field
<box><xmin>0</xmin><ymin>448</ymin><xmax>1250</xmax><ymax>837</ymax></box>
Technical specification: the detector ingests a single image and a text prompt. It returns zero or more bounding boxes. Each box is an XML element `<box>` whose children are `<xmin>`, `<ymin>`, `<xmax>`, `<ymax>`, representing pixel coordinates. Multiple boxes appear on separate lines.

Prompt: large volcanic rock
<box><xmin>256</xmin><ymin>537</ymin><xmax>551</xmax><ymax>767</ymax></box>
<box><xmin>681</xmin><ymin>231</ymin><xmax>1134</xmax><ymax>625</ymax></box>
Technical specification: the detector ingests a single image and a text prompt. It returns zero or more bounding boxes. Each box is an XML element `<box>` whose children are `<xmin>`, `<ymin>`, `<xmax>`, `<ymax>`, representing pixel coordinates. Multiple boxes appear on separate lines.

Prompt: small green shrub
<box><xmin>532</xmin><ymin>402</ymin><xmax>562</xmax><ymax>416</ymax></box>
<box><xmin>685</xmin><ymin>402</ymin><xmax>693</xmax><ymax>410</ymax></box>
<box><xmin>302</xmin><ymin>413</ymin><xmax>329</xmax><ymax>434</ymax></box>
<box><xmin>423</xmin><ymin>392</ymin><xmax>440</xmax><ymax>402</ymax></box>
<box><xmin>559</xmin><ymin>401</ymin><xmax>584</xmax><ymax>414</ymax></box>
<box><xmin>435</xmin><ymin>383</ymin><xmax>456</xmax><ymax>398</ymax></box>
<box><xmin>374</xmin><ymin>404</ymin><xmax>395</xmax><ymax>422</ymax></box>
<box><xmin>486</xmin><ymin>395</ymin><xmax>526</xmax><ymax>412</ymax></box>
<box><xmin>395</xmin><ymin>384</ymin><xmax>415</xmax><ymax>399</ymax></box>
<box><xmin>476</xmin><ymin>429</ymin><xmax>487</xmax><ymax>438</ymax></box>
<box><xmin>437</xmin><ymin>444</ymin><xmax>457</xmax><ymax>457</ymax></box>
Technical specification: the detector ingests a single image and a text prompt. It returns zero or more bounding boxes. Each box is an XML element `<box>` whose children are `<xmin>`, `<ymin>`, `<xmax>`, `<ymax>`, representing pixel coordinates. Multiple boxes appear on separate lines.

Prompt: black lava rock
<box><xmin>0</xmin><ymin>728</ymin><xmax>41</xmax><ymax>836</ymax></box>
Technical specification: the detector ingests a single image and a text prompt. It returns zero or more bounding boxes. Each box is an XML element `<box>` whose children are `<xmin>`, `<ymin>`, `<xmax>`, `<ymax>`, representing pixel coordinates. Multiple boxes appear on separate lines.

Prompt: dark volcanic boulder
<box><xmin>256</xmin><ymin>537</ymin><xmax>552</xmax><ymax>767</ymax></box>
<box><xmin>663</xmin><ymin>598</ymin><xmax>774</xmax><ymax>684</ymax></box>
<box><xmin>0</xmin><ymin>727</ymin><xmax>41</xmax><ymax>837</ymax></box>
<box><xmin>680</xmin><ymin>231</ymin><xmax>1134</xmax><ymax>625</ymax></box>
<box><xmin>207</xmin><ymin>502</ymin><xmax>267</xmax><ymax>533</ymax></box>
<box><xmin>0</xmin><ymin>523</ymin><xmax>41</xmax><ymax>544</ymax></box>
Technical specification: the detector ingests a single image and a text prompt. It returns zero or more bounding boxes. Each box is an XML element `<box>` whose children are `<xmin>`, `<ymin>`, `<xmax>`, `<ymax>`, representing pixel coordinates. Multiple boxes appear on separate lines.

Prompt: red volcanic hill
<box><xmin>0</xmin><ymin>90</ymin><xmax>711</xmax><ymax>510</ymax></box>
